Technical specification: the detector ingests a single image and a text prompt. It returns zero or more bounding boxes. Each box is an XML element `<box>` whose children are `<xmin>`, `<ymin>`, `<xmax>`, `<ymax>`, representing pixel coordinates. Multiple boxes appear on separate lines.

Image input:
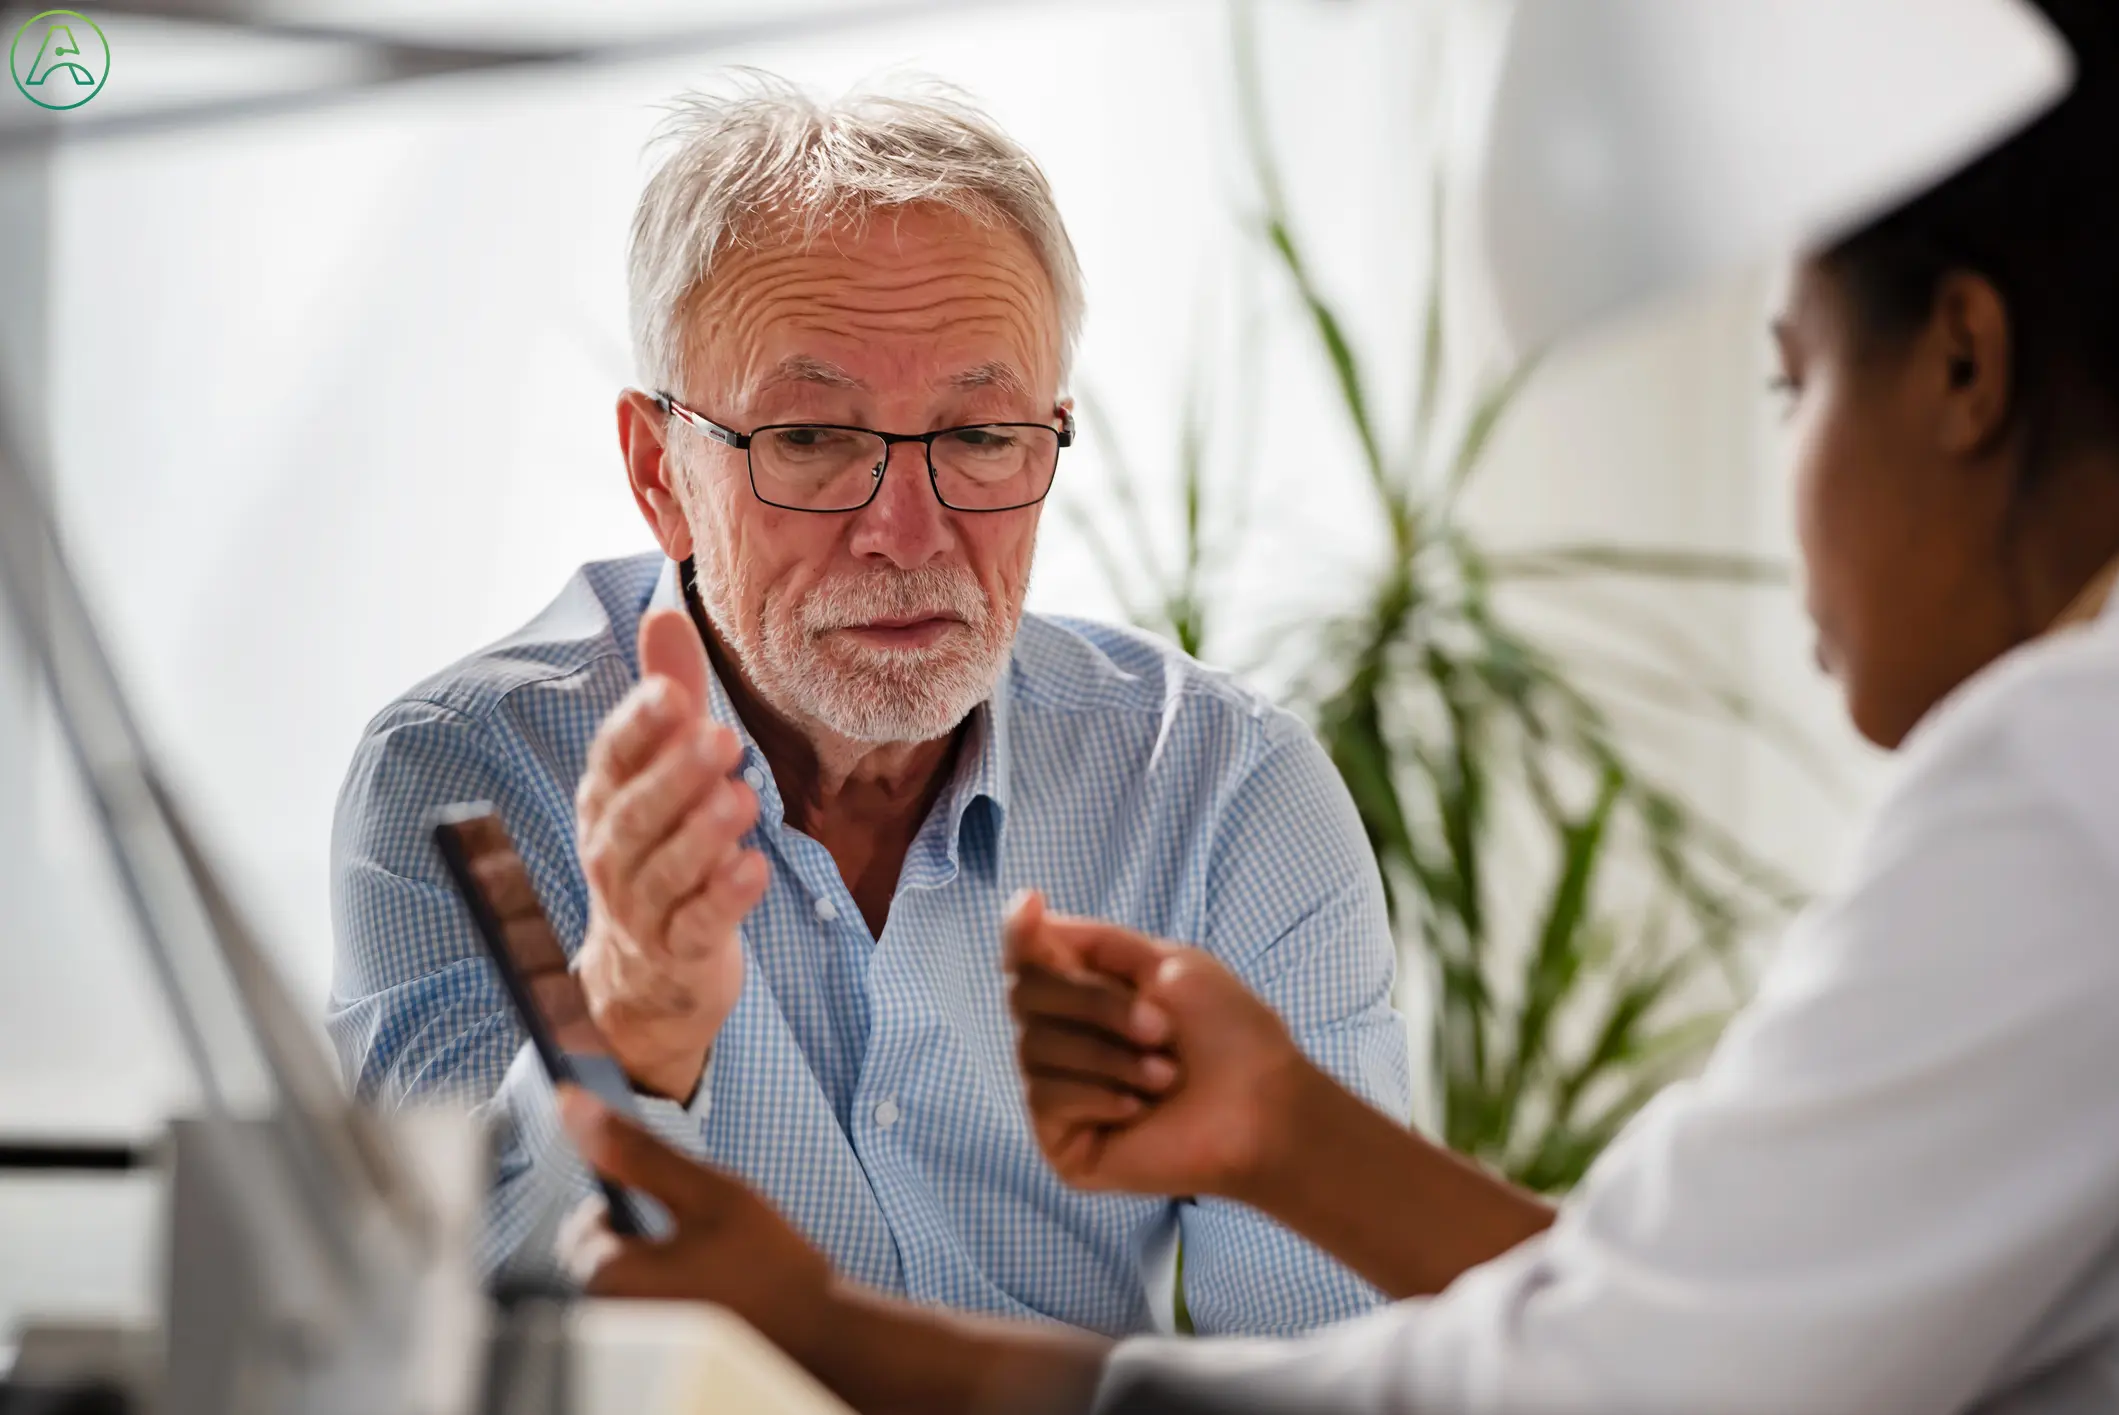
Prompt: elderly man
<box><xmin>329</xmin><ymin>79</ymin><xmax>1407</xmax><ymax>1338</ymax></box>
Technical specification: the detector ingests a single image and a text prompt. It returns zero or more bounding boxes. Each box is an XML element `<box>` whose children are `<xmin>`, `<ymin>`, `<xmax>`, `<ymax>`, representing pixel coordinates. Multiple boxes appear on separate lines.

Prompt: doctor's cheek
<box><xmin>1779</xmin><ymin>387</ymin><xmax>1859</xmax><ymax>685</ymax></box>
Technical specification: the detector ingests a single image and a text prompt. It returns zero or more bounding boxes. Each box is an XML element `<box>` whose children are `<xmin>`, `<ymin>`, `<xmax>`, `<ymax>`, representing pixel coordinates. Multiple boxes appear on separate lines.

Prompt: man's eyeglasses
<box><xmin>654</xmin><ymin>392</ymin><xmax>1073</xmax><ymax>514</ymax></box>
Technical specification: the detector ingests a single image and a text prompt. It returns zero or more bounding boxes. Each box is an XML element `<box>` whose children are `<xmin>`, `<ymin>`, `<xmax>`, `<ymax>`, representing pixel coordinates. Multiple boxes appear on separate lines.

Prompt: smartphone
<box><xmin>430</xmin><ymin>802</ymin><xmax>651</xmax><ymax>1237</ymax></box>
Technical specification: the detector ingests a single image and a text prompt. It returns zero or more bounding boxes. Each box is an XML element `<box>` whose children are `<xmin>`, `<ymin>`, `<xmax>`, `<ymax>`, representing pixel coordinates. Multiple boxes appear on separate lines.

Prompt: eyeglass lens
<box><xmin>749</xmin><ymin>425</ymin><xmax>1060</xmax><ymax>511</ymax></box>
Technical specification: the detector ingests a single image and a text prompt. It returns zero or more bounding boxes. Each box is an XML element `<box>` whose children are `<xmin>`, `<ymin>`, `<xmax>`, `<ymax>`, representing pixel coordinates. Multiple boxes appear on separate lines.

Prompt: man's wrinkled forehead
<box><xmin>754</xmin><ymin>353</ymin><xmax>1035</xmax><ymax>399</ymax></box>
<box><xmin>679</xmin><ymin>207</ymin><xmax>1061</xmax><ymax>403</ymax></box>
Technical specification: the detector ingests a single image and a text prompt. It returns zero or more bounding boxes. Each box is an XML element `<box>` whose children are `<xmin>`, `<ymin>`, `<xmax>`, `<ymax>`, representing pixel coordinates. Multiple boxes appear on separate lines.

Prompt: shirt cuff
<box><xmin>485</xmin><ymin>1041</ymin><xmax>715</xmax><ymax>1277</ymax></box>
<box><xmin>631</xmin><ymin>1050</ymin><xmax>715</xmax><ymax>1157</ymax></box>
<box><xmin>500</xmin><ymin>1041</ymin><xmax>716</xmax><ymax>1170</ymax></box>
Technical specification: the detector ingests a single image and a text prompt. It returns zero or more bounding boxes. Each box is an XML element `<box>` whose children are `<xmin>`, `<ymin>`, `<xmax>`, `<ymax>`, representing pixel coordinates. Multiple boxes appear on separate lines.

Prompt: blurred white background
<box><xmin>0</xmin><ymin>0</ymin><xmax>1886</xmax><ymax>1343</ymax></box>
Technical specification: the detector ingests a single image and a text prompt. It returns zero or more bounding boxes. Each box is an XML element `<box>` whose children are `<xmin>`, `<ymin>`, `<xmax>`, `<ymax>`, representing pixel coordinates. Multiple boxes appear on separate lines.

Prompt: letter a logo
<box><xmin>11</xmin><ymin>11</ymin><xmax>111</xmax><ymax>111</ymax></box>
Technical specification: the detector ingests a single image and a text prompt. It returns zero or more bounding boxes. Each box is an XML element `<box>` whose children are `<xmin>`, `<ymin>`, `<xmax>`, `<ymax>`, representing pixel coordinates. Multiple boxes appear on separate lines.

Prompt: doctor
<box><xmin>557</xmin><ymin>0</ymin><xmax>2119</xmax><ymax>1410</ymax></box>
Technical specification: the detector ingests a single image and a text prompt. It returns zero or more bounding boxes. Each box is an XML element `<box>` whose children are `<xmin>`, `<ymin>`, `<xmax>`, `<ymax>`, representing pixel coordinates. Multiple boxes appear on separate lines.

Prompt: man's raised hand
<box><xmin>573</xmin><ymin>608</ymin><xmax>769</xmax><ymax>1102</ymax></box>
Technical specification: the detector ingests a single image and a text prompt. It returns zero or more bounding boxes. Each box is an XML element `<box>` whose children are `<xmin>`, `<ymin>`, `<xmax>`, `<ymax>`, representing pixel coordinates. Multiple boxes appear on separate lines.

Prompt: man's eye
<box><xmin>949</xmin><ymin>428</ymin><xmax>1017</xmax><ymax>450</ymax></box>
<box><xmin>769</xmin><ymin>427</ymin><xmax>861</xmax><ymax>454</ymax></box>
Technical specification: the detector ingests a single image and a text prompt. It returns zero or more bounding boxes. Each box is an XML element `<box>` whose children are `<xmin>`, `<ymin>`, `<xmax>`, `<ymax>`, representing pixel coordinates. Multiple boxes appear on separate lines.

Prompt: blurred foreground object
<box><xmin>0</xmin><ymin>364</ymin><xmax>479</xmax><ymax>1413</ymax></box>
<box><xmin>0</xmin><ymin>276</ymin><xmax>850</xmax><ymax>1415</ymax></box>
<box><xmin>0</xmin><ymin>363</ymin><xmax>855</xmax><ymax>1415</ymax></box>
<box><xmin>1478</xmin><ymin>0</ymin><xmax>2075</xmax><ymax>352</ymax></box>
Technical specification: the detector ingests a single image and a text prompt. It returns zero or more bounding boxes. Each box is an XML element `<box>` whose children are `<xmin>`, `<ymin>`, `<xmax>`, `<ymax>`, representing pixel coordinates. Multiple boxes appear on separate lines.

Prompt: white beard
<box><xmin>694</xmin><ymin>540</ymin><xmax>1016</xmax><ymax>745</ymax></box>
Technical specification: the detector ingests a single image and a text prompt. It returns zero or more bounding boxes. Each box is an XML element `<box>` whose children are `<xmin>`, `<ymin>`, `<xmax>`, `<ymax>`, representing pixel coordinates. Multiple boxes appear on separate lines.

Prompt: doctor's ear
<box><xmin>1928</xmin><ymin>272</ymin><xmax>2015</xmax><ymax>459</ymax></box>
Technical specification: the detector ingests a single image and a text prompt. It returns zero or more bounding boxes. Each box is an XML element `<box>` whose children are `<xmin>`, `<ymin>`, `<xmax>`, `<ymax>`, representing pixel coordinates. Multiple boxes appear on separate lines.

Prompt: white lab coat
<box><xmin>1101</xmin><ymin>586</ymin><xmax>2119</xmax><ymax>1415</ymax></box>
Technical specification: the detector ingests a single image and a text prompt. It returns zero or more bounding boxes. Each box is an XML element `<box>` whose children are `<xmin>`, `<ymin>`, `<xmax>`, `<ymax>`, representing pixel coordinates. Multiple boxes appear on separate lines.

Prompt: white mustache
<box><xmin>798</xmin><ymin>566</ymin><xmax>990</xmax><ymax>637</ymax></box>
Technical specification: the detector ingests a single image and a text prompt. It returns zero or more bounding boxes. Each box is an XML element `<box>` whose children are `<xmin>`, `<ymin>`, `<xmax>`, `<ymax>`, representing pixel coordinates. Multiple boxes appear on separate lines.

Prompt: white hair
<box><xmin>628</xmin><ymin>71</ymin><xmax>1086</xmax><ymax>395</ymax></box>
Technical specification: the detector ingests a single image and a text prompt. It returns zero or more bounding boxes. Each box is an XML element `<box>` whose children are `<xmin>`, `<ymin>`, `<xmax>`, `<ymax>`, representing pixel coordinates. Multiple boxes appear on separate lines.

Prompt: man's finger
<box><xmin>633</xmin><ymin>782</ymin><xmax>760</xmax><ymax>935</ymax></box>
<box><xmin>558</xmin><ymin>1085</ymin><xmax>725</xmax><ymax>1223</ymax></box>
<box><xmin>581</xmin><ymin>680</ymin><xmax>690</xmax><ymax>812</ymax></box>
<box><xmin>638</xmin><ymin>608</ymin><xmax>712</xmax><ymax>722</ymax></box>
<box><xmin>591</xmin><ymin>727</ymin><xmax>735</xmax><ymax>884</ymax></box>
<box><xmin>666</xmin><ymin>849</ymin><xmax>770</xmax><ymax>954</ymax></box>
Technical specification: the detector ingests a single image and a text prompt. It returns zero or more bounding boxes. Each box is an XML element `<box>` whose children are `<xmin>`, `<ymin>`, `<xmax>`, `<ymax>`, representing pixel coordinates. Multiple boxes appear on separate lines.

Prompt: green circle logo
<box><xmin>11</xmin><ymin>10</ymin><xmax>109</xmax><ymax>111</ymax></box>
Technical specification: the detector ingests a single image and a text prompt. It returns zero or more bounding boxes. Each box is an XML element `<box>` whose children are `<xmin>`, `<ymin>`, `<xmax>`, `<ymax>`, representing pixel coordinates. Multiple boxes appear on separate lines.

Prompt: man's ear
<box><xmin>617</xmin><ymin>388</ymin><xmax>694</xmax><ymax>562</ymax></box>
<box><xmin>1929</xmin><ymin>272</ymin><xmax>2015</xmax><ymax>459</ymax></box>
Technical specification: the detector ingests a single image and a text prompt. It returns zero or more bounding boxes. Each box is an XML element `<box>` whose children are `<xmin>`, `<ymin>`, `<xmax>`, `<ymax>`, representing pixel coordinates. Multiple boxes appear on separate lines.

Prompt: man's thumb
<box><xmin>638</xmin><ymin>607</ymin><xmax>711</xmax><ymax>717</ymax></box>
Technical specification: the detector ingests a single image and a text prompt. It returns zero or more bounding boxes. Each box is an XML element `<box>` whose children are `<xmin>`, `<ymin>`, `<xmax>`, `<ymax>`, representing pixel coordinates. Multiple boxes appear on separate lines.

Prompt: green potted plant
<box><xmin>1067</xmin><ymin>0</ymin><xmax>1808</xmax><ymax>1196</ymax></box>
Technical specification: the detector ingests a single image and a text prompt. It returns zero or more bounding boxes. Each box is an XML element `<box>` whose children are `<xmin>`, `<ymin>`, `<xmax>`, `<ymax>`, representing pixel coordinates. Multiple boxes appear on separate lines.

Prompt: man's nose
<box><xmin>848</xmin><ymin>439</ymin><xmax>952</xmax><ymax>567</ymax></box>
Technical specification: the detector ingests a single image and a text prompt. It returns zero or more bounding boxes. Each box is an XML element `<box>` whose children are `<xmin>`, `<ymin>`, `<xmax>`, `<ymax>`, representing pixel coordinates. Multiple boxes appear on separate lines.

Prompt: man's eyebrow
<box><xmin>949</xmin><ymin>362</ymin><xmax>1031</xmax><ymax>397</ymax></box>
<box><xmin>761</xmin><ymin>355</ymin><xmax>865</xmax><ymax>390</ymax></box>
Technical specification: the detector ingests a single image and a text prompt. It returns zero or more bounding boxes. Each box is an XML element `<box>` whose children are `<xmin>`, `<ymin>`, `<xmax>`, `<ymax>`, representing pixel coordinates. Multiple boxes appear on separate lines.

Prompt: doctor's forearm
<box><xmin>811</xmin><ymin>1283</ymin><xmax>1110</xmax><ymax>1415</ymax></box>
<box><xmin>1235</xmin><ymin>1059</ymin><xmax>1554</xmax><ymax>1299</ymax></box>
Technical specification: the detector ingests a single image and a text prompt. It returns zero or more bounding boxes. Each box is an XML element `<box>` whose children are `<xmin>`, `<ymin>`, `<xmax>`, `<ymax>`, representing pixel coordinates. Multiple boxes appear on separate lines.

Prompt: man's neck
<box><xmin>700</xmin><ymin>628</ymin><xmax>961</xmax><ymax>834</ymax></box>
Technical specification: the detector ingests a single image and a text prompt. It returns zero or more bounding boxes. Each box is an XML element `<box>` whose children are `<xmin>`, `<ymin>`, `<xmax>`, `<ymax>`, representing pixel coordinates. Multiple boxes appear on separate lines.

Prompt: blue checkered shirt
<box><xmin>329</xmin><ymin>552</ymin><xmax>1409</xmax><ymax>1337</ymax></box>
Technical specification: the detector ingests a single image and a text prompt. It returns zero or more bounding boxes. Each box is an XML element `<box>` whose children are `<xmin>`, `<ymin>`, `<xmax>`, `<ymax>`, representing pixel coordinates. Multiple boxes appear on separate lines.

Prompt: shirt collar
<box><xmin>944</xmin><ymin>667</ymin><xmax>1013</xmax><ymax>868</ymax></box>
<box><xmin>645</xmin><ymin>557</ymin><xmax>1011</xmax><ymax>862</ymax></box>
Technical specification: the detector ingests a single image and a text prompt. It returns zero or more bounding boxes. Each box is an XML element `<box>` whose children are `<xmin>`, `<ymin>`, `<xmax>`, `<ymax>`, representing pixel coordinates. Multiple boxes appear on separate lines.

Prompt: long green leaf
<box><xmin>1071</xmin><ymin>385</ymin><xmax>1171</xmax><ymax>592</ymax></box>
<box><xmin>1546</xmin><ymin>947</ymin><xmax>1696</xmax><ymax>1133</ymax></box>
<box><xmin>1495</xmin><ymin>763</ymin><xmax>1625</xmax><ymax>1125</ymax></box>
<box><xmin>1264</xmin><ymin>217</ymin><xmax>1390</xmax><ymax>496</ymax></box>
<box><xmin>1487</xmin><ymin>544</ymin><xmax>1791</xmax><ymax>586</ymax></box>
<box><xmin>1232</xmin><ymin>0</ymin><xmax>1392</xmax><ymax>502</ymax></box>
<box><xmin>1408</xmin><ymin>170</ymin><xmax>1448</xmax><ymax>489</ymax></box>
<box><xmin>1442</xmin><ymin>354</ymin><xmax>1542</xmax><ymax>511</ymax></box>
<box><xmin>1060</xmin><ymin>501</ymin><xmax>1151</xmax><ymax>630</ymax></box>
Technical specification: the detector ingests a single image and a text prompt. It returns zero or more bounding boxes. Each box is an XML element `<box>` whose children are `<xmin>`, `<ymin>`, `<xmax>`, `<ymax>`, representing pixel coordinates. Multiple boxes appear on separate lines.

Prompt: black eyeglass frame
<box><xmin>653</xmin><ymin>391</ymin><xmax>1074</xmax><ymax>514</ymax></box>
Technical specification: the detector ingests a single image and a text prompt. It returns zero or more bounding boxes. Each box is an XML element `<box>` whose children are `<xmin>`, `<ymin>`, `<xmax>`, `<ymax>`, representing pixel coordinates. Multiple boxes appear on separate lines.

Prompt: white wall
<box><xmin>0</xmin><ymin>0</ymin><xmax>1890</xmax><ymax>1342</ymax></box>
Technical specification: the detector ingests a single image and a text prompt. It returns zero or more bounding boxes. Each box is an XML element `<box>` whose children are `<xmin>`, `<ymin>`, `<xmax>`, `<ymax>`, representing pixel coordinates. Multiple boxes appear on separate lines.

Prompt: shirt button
<box><xmin>814</xmin><ymin>897</ymin><xmax>839</xmax><ymax>922</ymax></box>
<box><xmin>742</xmin><ymin>766</ymin><xmax>765</xmax><ymax>791</ymax></box>
<box><xmin>873</xmin><ymin>1099</ymin><xmax>900</xmax><ymax>1129</ymax></box>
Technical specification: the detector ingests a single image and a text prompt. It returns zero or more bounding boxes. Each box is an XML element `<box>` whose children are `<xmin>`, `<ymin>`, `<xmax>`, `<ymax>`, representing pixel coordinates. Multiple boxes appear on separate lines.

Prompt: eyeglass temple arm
<box><xmin>652</xmin><ymin>392</ymin><xmax>747</xmax><ymax>450</ymax></box>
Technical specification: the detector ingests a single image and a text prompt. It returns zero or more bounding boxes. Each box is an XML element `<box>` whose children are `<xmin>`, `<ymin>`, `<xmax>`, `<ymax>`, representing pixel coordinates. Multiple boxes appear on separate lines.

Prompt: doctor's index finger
<box><xmin>1012</xmin><ymin>964</ymin><xmax>1172</xmax><ymax>1049</ymax></box>
<box><xmin>557</xmin><ymin>1085</ymin><xmax>724</xmax><ymax>1223</ymax></box>
<box><xmin>1001</xmin><ymin>888</ymin><xmax>1069</xmax><ymax>973</ymax></box>
<box><xmin>1026</xmin><ymin>911</ymin><xmax>1180</xmax><ymax>991</ymax></box>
